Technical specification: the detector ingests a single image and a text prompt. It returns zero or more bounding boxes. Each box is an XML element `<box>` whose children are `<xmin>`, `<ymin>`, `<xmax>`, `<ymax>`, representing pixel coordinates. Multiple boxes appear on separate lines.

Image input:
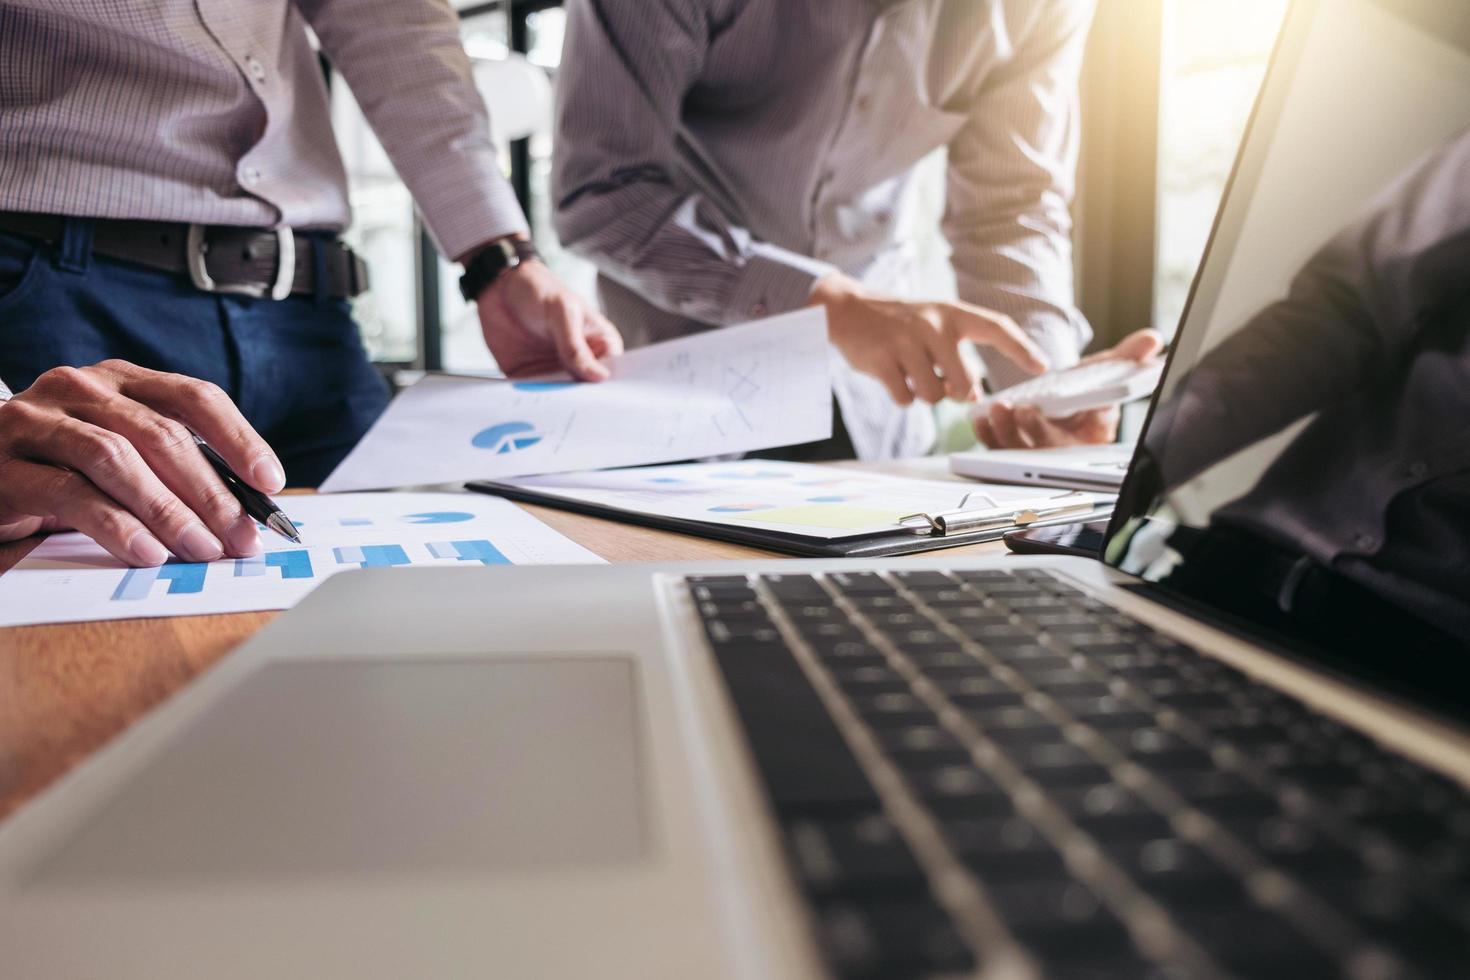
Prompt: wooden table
<box><xmin>0</xmin><ymin>461</ymin><xmax>1007</xmax><ymax>821</ymax></box>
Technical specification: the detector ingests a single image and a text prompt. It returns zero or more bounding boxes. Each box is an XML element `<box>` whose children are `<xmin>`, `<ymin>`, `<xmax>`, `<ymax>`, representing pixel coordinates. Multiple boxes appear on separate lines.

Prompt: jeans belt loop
<box><xmin>56</xmin><ymin>217</ymin><xmax>95</xmax><ymax>275</ymax></box>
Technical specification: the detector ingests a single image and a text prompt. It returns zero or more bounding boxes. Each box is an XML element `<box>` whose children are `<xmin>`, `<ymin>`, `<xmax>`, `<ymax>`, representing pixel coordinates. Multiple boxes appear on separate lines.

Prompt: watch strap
<box><xmin>459</xmin><ymin>238</ymin><xmax>540</xmax><ymax>302</ymax></box>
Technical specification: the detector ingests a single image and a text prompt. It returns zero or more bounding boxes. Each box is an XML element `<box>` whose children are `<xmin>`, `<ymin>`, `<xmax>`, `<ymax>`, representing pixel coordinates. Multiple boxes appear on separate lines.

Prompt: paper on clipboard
<box><xmin>491</xmin><ymin>460</ymin><xmax>1096</xmax><ymax>541</ymax></box>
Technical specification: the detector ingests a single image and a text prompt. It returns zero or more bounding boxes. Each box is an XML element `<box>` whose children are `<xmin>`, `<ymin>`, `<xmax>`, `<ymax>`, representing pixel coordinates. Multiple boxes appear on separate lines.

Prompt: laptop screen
<box><xmin>1106</xmin><ymin>0</ymin><xmax>1470</xmax><ymax>656</ymax></box>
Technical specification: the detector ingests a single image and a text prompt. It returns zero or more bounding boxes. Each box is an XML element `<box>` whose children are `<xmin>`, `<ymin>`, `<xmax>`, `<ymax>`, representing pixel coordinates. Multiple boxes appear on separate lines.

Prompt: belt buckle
<box><xmin>186</xmin><ymin>225</ymin><xmax>295</xmax><ymax>300</ymax></box>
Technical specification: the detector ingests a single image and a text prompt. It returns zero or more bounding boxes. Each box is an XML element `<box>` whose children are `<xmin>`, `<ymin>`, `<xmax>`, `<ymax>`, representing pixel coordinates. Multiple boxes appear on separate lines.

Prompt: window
<box><xmin>1154</xmin><ymin>0</ymin><xmax>1289</xmax><ymax>336</ymax></box>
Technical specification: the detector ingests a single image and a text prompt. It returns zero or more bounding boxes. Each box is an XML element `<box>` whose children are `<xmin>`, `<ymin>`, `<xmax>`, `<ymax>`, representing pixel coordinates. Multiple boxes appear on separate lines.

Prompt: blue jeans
<box><xmin>0</xmin><ymin>221</ymin><xmax>390</xmax><ymax>487</ymax></box>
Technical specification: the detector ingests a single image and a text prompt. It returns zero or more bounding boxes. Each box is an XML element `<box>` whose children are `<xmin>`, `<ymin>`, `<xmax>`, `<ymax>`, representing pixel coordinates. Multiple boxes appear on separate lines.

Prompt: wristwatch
<box><xmin>459</xmin><ymin>237</ymin><xmax>541</xmax><ymax>302</ymax></box>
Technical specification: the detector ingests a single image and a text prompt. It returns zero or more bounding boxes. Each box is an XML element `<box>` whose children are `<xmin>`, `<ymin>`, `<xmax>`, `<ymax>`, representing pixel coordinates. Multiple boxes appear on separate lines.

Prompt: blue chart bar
<box><xmin>111</xmin><ymin>561</ymin><xmax>209</xmax><ymax>601</ymax></box>
<box><xmin>426</xmin><ymin>540</ymin><xmax>511</xmax><ymax>566</ymax></box>
<box><xmin>333</xmin><ymin>544</ymin><xmax>411</xmax><ymax>569</ymax></box>
<box><xmin>235</xmin><ymin>550</ymin><xmax>315</xmax><ymax>580</ymax></box>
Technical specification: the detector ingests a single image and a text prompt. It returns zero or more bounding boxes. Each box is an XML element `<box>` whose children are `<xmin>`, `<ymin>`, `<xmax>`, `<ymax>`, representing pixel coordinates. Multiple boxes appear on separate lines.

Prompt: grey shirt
<box><xmin>553</xmin><ymin>0</ymin><xmax>1094</xmax><ymax>459</ymax></box>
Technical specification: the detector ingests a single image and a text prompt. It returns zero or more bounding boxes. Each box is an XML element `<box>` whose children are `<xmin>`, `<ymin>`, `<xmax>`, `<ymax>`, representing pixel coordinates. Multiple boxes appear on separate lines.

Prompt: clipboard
<box><xmin>468</xmin><ymin>479</ymin><xmax>1110</xmax><ymax>559</ymax></box>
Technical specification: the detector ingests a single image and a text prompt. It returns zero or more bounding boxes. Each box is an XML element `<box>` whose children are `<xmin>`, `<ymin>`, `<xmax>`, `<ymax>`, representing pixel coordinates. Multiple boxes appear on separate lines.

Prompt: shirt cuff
<box><xmin>725</xmin><ymin>242</ymin><xmax>839</xmax><ymax>322</ymax></box>
<box><xmin>415</xmin><ymin>165</ymin><xmax>531</xmax><ymax>263</ymax></box>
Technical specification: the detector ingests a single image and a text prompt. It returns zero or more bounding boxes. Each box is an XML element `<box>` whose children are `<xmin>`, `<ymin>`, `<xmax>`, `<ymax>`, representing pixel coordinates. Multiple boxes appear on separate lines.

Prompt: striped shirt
<box><xmin>0</xmin><ymin>0</ymin><xmax>525</xmax><ymax>260</ymax></box>
<box><xmin>554</xmin><ymin>0</ymin><xmax>1095</xmax><ymax>459</ymax></box>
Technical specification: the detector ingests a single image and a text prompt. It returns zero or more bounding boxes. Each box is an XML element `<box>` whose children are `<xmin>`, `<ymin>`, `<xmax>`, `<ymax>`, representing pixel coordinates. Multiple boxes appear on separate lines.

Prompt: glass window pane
<box><xmin>1155</xmin><ymin>0</ymin><xmax>1288</xmax><ymax>337</ymax></box>
<box><xmin>330</xmin><ymin>77</ymin><xmax>419</xmax><ymax>364</ymax></box>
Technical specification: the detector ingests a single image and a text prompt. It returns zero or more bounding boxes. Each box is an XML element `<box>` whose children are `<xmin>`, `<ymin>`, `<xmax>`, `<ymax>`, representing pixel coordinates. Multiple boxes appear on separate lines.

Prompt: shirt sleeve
<box><xmin>552</xmin><ymin>0</ymin><xmax>839</xmax><ymax>325</ymax></box>
<box><xmin>293</xmin><ymin>0</ymin><xmax>528</xmax><ymax>260</ymax></box>
<box><xmin>942</xmin><ymin>0</ymin><xmax>1095</xmax><ymax>391</ymax></box>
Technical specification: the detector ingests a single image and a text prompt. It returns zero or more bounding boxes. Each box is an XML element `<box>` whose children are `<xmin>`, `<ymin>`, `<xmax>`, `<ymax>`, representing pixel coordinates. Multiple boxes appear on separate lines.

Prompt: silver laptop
<box><xmin>4</xmin><ymin>1</ymin><xmax>1470</xmax><ymax>977</ymax></box>
<box><xmin>949</xmin><ymin>444</ymin><xmax>1136</xmax><ymax>492</ymax></box>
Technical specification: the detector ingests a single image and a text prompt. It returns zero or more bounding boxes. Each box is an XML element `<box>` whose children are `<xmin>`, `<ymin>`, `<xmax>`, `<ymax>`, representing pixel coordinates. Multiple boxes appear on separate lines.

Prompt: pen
<box><xmin>193</xmin><ymin>437</ymin><xmax>302</xmax><ymax>544</ymax></box>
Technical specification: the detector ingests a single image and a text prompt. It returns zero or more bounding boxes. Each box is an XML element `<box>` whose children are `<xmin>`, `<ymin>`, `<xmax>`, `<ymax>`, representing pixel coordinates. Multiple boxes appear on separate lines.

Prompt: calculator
<box><xmin>978</xmin><ymin>359</ymin><xmax>1165</xmax><ymax>417</ymax></box>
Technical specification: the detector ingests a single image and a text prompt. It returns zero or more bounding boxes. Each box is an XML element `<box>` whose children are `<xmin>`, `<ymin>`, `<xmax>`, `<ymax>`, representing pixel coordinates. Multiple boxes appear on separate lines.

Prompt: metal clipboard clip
<box><xmin>897</xmin><ymin>490</ymin><xmax>1094</xmax><ymax>537</ymax></box>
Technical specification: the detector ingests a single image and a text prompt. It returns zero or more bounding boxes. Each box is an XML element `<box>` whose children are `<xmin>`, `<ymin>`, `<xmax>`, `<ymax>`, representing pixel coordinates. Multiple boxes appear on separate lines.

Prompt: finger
<box><xmin>74</xmin><ymin>394</ymin><xmax>261</xmax><ymax>557</ymax></box>
<box><xmin>0</xmin><ymin>458</ymin><xmax>167</xmax><ymax>567</ymax></box>
<box><xmin>110</xmin><ymin>364</ymin><xmax>285</xmax><ymax>493</ymax></box>
<box><xmin>893</xmin><ymin>338</ymin><xmax>945</xmax><ymax>404</ymax></box>
<box><xmin>0</xmin><ymin>514</ymin><xmax>48</xmax><ymax>543</ymax></box>
<box><xmin>949</xmin><ymin>306</ymin><xmax>1050</xmax><ymax>375</ymax></box>
<box><xmin>871</xmin><ymin>358</ymin><xmax>914</xmax><ymax>406</ymax></box>
<box><xmin>973</xmin><ymin>412</ymin><xmax>999</xmax><ymax>449</ymax></box>
<box><xmin>1055</xmin><ymin>406</ymin><xmax>1120</xmax><ymax>444</ymax></box>
<box><xmin>920</xmin><ymin>329</ymin><xmax>980</xmax><ymax>401</ymax></box>
<box><xmin>1014</xmin><ymin>405</ymin><xmax>1060</xmax><ymax>447</ymax></box>
<box><xmin>1082</xmin><ymin>328</ymin><xmax>1165</xmax><ymax>366</ymax></box>
<box><xmin>986</xmin><ymin>401</ymin><xmax>1032</xmax><ymax>449</ymax></box>
<box><xmin>586</xmin><ymin>312</ymin><xmax>625</xmax><ymax>360</ymax></box>
<box><xmin>547</xmin><ymin>299</ymin><xmax>610</xmax><ymax>382</ymax></box>
<box><xmin>12</xmin><ymin>414</ymin><xmax>227</xmax><ymax>562</ymax></box>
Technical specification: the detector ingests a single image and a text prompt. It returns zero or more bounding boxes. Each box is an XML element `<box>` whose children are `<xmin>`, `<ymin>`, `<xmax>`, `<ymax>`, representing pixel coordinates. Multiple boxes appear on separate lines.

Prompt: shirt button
<box><xmin>1407</xmin><ymin>460</ymin><xmax>1429</xmax><ymax>479</ymax></box>
<box><xmin>1354</xmin><ymin>533</ymin><xmax>1377</xmax><ymax>550</ymax></box>
<box><xmin>246</xmin><ymin>56</ymin><xmax>267</xmax><ymax>82</ymax></box>
<box><xmin>241</xmin><ymin>166</ymin><xmax>262</xmax><ymax>187</ymax></box>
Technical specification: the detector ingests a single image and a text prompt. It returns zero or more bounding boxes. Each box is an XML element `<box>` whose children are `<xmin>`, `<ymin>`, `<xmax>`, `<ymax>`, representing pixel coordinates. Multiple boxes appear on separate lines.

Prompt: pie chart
<box><xmin>402</xmin><ymin>512</ymin><xmax>476</xmax><ymax>525</ymax></box>
<box><xmin>471</xmin><ymin>421</ymin><xmax>542</xmax><ymax>454</ymax></box>
<box><xmin>512</xmin><ymin>381</ymin><xmax>577</xmax><ymax>392</ymax></box>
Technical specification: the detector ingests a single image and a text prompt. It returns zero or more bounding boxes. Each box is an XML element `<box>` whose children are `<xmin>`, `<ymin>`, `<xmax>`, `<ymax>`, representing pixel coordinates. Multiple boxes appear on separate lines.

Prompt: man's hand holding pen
<box><xmin>0</xmin><ymin>360</ymin><xmax>285</xmax><ymax>567</ymax></box>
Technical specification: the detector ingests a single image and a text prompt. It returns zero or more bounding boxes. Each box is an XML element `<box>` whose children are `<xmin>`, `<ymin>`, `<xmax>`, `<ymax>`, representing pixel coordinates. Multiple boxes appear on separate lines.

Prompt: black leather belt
<box><xmin>0</xmin><ymin>212</ymin><xmax>369</xmax><ymax>300</ymax></box>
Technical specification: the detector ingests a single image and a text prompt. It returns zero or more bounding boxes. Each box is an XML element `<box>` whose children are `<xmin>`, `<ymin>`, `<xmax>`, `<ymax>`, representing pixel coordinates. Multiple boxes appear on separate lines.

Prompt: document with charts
<box><xmin>0</xmin><ymin>493</ymin><xmax>603</xmax><ymax>628</ymax></box>
<box><xmin>319</xmin><ymin>309</ymin><xmax>832</xmax><ymax>492</ymax></box>
<box><xmin>490</xmin><ymin>460</ymin><xmax>1094</xmax><ymax>540</ymax></box>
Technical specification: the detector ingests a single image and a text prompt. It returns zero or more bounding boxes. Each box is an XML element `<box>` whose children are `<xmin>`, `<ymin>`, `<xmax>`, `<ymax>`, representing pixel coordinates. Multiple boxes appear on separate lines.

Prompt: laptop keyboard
<box><xmin>685</xmin><ymin>568</ymin><xmax>1470</xmax><ymax>979</ymax></box>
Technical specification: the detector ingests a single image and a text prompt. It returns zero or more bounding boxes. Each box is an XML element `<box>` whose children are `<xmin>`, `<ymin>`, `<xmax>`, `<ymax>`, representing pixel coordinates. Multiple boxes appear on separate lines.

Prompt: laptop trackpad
<box><xmin>31</xmin><ymin>657</ymin><xmax>646</xmax><ymax>885</ymax></box>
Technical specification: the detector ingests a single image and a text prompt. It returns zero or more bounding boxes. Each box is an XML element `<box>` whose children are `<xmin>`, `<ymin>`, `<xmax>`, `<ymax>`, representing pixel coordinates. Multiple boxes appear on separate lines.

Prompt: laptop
<box><xmin>950</xmin><ymin>444</ymin><xmax>1136</xmax><ymax>492</ymax></box>
<box><xmin>3</xmin><ymin>1</ymin><xmax>1469</xmax><ymax>977</ymax></box>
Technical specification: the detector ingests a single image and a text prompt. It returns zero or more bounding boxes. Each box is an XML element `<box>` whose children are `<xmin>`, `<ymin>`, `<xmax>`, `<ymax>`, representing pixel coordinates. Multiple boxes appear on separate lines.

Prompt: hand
<box><xmin>974</xmin><ymin>328</ymin><xmax>1165</xmax><ymax>449</ymax></box>
<box><xmin>809</xmin><ymin>274</ymin><xmax>1049</xmax><ymax>406</ymax></box>
<box><xmin>0</xmin><ymin>361</ymin><xmax>283</xmax><ymax>566</ymax></box>
<box><xmin>475</xmin><ymin>254</ymin><xmax>623</xmax><ymax>381</ymax></box>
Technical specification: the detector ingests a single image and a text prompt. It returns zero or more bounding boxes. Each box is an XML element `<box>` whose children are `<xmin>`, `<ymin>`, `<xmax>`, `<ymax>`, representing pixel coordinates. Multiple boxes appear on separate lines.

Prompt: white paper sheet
<box><xmin>319</xmin><ymin>308</ymin><xmax>832</xmax><ymax>492</ymax></box>
<box><xmin>0</xmin><ymin>493</ymin><xmax>603</xmax><ymax>628</ymax></box>
<box><xmin>496</xmin><ymin>460</ymin><xmax>1094</xmax><ymax>540</ymax></box>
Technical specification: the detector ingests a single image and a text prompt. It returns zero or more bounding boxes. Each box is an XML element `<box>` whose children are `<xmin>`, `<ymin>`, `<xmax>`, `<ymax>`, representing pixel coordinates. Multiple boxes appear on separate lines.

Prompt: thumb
<box><xmin>1086</xmin><ymin>328</ymin><xmax>1165</xmax><ymax>365</ymax></box>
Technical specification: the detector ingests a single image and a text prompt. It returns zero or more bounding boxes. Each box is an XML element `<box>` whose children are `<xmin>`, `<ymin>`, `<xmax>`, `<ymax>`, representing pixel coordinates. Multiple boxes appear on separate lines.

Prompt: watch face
<box><xmin>494</xmin><ymin>239</ymin><xmax>519</xmax><ymax>264</ymax></box>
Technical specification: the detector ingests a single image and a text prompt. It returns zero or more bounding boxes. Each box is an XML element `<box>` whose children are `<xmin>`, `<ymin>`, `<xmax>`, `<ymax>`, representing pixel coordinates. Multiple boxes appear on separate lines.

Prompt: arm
<box><xmin>552</xmin><ymin>0</ymin><xmax>833</xmax><ymax>324</ymax></box>
<box><xmin>943</xmin><ymin>0</ymin><xmax>1095</xmax><ymax>391</ymax></box>
<box><xmin>295</xmin><ymin>0</ymin><xmax>622</xmax><ymax>379</ymax></box>
<box><xmin>293</xmin><ymin>0</ymin><xmax>525</xmax><ymax>261</ymax></box>
<box><xmin>1153</xmin><ymin>128</ymin><xmax>1470</xmax><ymax>488</ymax></box>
